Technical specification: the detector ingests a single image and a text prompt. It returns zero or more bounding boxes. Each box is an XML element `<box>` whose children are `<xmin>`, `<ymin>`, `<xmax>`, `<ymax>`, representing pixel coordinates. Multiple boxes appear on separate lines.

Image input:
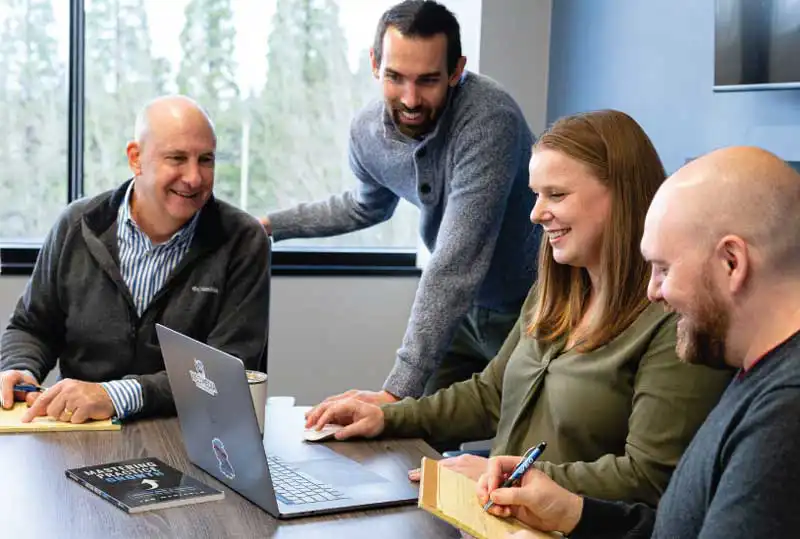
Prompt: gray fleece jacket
<box><xmin>0</xmin><ymin>181</ymin><xmax>271</xmax><ymax>417</ymax></box>
<box><xmin>268</xmin><ymin>71</ymin><xmax>540</xmax><ymax>397</ymax></box>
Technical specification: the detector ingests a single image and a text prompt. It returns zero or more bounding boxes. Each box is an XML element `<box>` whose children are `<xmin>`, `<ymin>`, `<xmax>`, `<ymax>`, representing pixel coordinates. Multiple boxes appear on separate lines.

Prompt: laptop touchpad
<box><xmin>299</xmin><ymin>458</ymin><xmax>389</xmax><ymax>487</ymax></box>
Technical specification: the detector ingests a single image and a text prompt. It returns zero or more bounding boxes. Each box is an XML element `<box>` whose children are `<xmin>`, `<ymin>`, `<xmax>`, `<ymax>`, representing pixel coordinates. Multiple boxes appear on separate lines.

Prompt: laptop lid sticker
<box><xmin>190</xmin><ymin>359</ymin><xmax>218</xmax><ymax>396</ymax></box>
<box><xmin>212</xmin><ymin>438</ymin><xmax>235</xmax><ymax>480</ymax></box>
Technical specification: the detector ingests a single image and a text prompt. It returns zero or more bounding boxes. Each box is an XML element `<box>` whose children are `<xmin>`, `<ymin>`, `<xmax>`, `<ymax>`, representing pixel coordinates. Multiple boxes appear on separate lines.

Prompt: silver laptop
<box><xmin>156</xmin><ymin>324</ymin><xmax>419</xmax><ymax>518</ymax></box>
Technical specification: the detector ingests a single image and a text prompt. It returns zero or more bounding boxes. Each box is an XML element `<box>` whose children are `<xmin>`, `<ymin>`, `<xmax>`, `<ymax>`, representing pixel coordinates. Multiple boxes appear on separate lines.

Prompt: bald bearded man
<box><xmin>0</xmin><ymin>95</ymin><xmax>270</xmax><ymax>423</ymax></box>
<box><xmin>474</xmin><ymin>146</ymin><xmax>800</xmax><ymax>539</ymax></box>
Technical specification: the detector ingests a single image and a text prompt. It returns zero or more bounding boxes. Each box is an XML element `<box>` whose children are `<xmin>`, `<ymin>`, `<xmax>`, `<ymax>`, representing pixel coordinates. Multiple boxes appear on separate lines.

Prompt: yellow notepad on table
<box><xmin>0</xmin><ymin>402</ymin><xmax>121</xmax><ymax>433</ymax></box>
<box><xmin>418</xmin><ymin>457</ymin><xmax>559</xmax><ymax>539</ymax></box>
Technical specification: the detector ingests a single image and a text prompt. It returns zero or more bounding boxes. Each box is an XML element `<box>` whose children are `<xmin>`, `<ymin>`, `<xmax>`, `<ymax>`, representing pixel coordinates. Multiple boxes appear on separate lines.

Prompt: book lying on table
<box><xmin>66</xmin><ymin>457</ymin><xmax>224</xmax><ymax>513</ymax></box>
<box><xmin>418</xmin><ymin>457</ymin><xmax>559</xmax><ymax>539</ymax></box>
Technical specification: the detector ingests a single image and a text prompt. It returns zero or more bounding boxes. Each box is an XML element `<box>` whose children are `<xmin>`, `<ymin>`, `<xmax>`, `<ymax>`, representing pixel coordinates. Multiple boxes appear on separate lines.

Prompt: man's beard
<box><xmin>675</xmin><ymin>273</ymin><xmax>730</xmax><ymax>370</ymax></box>
<box><xmin>391</xmin><ymin>102</ymin><xmax>438</xmax><ymax>138</ymax></box>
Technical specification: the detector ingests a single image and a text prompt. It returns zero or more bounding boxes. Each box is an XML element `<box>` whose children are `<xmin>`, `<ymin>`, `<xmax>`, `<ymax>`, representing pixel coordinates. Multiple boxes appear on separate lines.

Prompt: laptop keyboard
<box><xmin>267</xmin><ymin>454</ymin><xmax>348</xmax><ymax>506</ymax></box>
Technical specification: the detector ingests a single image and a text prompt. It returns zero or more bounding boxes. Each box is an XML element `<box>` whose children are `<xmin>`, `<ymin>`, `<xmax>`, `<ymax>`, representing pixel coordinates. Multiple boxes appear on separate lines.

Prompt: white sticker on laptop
<box><xmin>190</xmin><ymin>358</ymin><xmax>218</xmax><ymax>396</ymax></box>
<box><xmin>212</xmin><ymin>438</ymin><xmax>235</xmax><ymax>480</ymax></box>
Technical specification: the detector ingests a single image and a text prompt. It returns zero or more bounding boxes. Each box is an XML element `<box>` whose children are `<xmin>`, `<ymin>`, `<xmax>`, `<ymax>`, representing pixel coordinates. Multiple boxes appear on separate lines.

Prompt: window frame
<box><xmin>0</xmin><ymin>0</ymin><xmax>421</xmax><ymax>278</ymax></box>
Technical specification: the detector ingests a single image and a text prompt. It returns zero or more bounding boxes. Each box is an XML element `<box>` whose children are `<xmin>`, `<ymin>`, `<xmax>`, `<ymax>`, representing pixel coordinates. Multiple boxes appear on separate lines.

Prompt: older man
<box><xmin>477</xmin><ymin>146</ymin><xmax>800</xmax><ymax>538</ymax></box>
<box><xmin>0</xmin><ymin>95</ymin><xmax>270</xmax><ymax>424</ymax></box>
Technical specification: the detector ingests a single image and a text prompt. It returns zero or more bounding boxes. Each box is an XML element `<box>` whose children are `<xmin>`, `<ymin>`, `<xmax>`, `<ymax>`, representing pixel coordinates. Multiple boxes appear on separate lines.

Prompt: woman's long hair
<box><xmin>527</xmin><ymin>110</ymin><xmax>667</xmax><ymax>351</ymax></box>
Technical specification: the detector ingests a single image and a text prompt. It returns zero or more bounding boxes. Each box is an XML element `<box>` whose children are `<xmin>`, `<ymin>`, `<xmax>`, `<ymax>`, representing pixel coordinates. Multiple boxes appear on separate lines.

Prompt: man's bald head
<box><xmin>642</xmin><ymin>147</ymin><xmax>800</xmax><ymax>370</ymax></box>
<box><xmin>133</xmin><ymin>95</ymin><xmax>216</xmax><ymax>147</ymax></box>
<box><xmin>125</xmin><ymin>94</ymin><xmax>217</xmax><ymax>244</ymax></box>
<box><xmin>647</xmin><ymin>146</ymin><xmax>800</xmax><ymax>274</ymax></box>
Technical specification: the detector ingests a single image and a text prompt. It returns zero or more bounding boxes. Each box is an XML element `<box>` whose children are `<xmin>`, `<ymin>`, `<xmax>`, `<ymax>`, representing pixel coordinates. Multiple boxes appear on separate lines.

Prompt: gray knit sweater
<box><xmin>268</xmin><ymin>72</ymin><xmax>539</xmax><ymax>397</ymax></box>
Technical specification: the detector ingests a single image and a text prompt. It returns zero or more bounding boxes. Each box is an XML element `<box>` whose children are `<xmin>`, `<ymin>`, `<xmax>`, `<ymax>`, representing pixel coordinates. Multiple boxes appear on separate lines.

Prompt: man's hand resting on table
<box><xmin>20</xmin><ymin>379</ymin><xmax>115</xmax><ymax>424</ymax></box>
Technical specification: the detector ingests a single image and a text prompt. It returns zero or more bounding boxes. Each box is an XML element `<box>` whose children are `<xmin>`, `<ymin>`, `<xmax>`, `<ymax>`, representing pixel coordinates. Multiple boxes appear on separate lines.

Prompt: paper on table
<box><xmin>418</xmin><ymin>457</ymin><xmax>559</xmax><ymax>539</ymax></box>
<box><xmin>0</xmin><ymin>402</ymin><xmax>121</xmax><ymax>433</ymax></box>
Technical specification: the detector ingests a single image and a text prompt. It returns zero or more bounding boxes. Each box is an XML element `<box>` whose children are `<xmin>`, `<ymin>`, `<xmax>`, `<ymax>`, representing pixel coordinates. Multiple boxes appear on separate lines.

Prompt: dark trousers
<box><xmin>422</xmin><ymin>305</ymin><xmax>519</xmax><ymax>452</ymax></box>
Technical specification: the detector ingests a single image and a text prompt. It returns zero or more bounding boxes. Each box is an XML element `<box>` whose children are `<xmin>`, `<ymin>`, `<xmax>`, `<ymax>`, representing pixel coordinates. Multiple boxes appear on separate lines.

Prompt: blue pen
<box><xmin>13</xmin><ymin>384</ymin><xmax>46</xmax><ymax>393</ymax></box>
<box><xmin>483</xmin><ymin>441</ymin><xmax>547</xmax><ymax>511</ymax></box>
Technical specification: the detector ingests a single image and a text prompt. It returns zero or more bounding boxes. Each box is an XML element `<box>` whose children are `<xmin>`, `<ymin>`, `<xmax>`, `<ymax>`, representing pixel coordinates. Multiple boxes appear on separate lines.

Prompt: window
<box><xmin>0</xmin><ymin>0</ymin><xmax>69</xmax><ymax>243</ymax></box>
<box><xmin>1</xmin><ymin>0</ymin><xmax>480</xmax><ymax>267</ymax></box>
<box><xmin>83</xmin><ymin>0</ymin><xmax>422</xmax><ymax>250</ymax></box>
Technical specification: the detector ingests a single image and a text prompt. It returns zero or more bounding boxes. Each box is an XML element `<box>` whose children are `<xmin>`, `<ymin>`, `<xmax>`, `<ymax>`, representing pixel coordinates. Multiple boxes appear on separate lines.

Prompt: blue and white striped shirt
<box><xmin>100</xmin><ymin>181</ymin><xmax>199</xmax><ymax>419</ymax></box>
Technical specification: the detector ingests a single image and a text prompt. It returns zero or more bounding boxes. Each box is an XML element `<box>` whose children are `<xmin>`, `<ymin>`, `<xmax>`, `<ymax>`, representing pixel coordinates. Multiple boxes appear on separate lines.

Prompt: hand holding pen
<box><xmin>483</xmin><ymin>441</ymin><xmax>547</xmax><ymax>511</ymax></box>
<box><xmin>477</xmin><ymin>441</ymin><xmax>585</xmax><ymax>535</ymax></box>
<box><xmin>13</xmin><ymin>384</ymin><xmax>47</xmax><ymax>393</ymax></box>
<box><xmin>0</xmin><ymin>369</ymin><xmax>44</xmax><ymax>409</ymax></box>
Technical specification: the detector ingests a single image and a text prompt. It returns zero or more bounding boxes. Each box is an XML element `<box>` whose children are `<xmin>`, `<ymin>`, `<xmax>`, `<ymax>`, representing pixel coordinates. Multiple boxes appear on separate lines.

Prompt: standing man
<box><xmin>263</xmin><ymin>0</ymin><xmax>539</xmax><ymax>404</ymax></box>
<box><xmin>0</xmin><ymin>95</ymin><xmax>271</xmax><ymax>423</ymax></box>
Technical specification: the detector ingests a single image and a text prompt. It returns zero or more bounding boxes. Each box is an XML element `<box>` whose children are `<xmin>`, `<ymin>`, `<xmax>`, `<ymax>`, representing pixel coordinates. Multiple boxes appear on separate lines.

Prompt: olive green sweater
<box><xmin>381</xmin><ymin>297</ymin><xmax>732</xmax><ymax>505</ymax></box>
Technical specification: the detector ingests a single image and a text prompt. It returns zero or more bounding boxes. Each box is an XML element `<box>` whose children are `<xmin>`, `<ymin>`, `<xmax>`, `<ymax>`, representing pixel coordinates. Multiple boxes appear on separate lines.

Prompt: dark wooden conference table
<box><xmin>0</xmin><ymin>405</ymin><xmax>459</xmax><ymax>539</ymax></box>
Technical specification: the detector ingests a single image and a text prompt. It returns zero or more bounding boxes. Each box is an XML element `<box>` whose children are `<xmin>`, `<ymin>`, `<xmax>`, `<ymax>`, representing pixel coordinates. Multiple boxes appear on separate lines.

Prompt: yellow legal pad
<box><xmin>418</xmin><ymin>457</ymin><xmax>559</xmax><ymax>539</ymax></box>
<box><xmin>0</xmin><ymin>402</ymin><xmax>121</xmax><ymax>433</ymax></box>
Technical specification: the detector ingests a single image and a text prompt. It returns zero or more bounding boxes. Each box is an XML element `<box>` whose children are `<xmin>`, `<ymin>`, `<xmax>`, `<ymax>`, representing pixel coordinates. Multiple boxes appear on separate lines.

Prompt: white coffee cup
<box><xmin>246</xmin><ymin>370</ymin><xmax>268</xmax><ymax>433</ymax></box>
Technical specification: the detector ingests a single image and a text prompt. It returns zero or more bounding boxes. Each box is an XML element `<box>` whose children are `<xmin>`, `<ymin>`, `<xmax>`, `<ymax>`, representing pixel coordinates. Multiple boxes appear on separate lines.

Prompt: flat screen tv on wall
<box><xmin>715</xmin><ymin>0</ymin><xmax>800</xmax><ymax>91</ymax></box>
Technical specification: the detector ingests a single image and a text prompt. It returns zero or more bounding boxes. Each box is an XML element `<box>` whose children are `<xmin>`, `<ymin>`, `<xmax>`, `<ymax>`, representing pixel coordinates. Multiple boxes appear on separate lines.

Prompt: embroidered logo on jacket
<box><xmin>192</xmin><ymin>286</ymin><xmax>219</xmax><ymax>294</ymax></box>
<box><xmin>189</xmin><ymin>359</ymin><xmax>218</xmax><ymax>396</ymax></box>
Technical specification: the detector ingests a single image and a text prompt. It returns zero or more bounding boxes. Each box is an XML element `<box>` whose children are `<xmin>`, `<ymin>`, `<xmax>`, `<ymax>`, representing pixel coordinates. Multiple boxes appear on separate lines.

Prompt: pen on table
<box><xmin>483</xmin><ymin>441</ymin><xmax>547</xmax><ymax>512</ymax></box>
<box><xmin>13</xmin><ymin>384</ymin><xmax>46</xmax><ymax>393</ymax></box>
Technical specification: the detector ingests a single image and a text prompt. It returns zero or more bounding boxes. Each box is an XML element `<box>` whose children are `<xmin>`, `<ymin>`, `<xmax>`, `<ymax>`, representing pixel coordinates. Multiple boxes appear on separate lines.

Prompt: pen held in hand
<box><xmin>13</xmin><ymin>384</ymin><xmax>46</xmax><ymax>393</ymax></box>
<box><xmin>483</xmin><ymin>441</ymin><xmax>547</xmax><ymax>512</ymax></box>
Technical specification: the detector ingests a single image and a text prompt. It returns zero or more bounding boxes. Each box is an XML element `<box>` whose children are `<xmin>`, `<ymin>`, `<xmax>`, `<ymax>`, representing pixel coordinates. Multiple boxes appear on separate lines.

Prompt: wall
<box><xmin>547</xmin><ymin>0</ymin><xmax>800</xmax><ymax>173</ymax></box>
<box><xmin>0</xmin><ymin>278</ymin><xmax>22</xmax><ymax>335</ymax></box>
<box><xmin>480</xmin><ymin>0</ymin><xmax>552</xmax><ymax>134</ymax></box>
<box><xmin>265</xmin><ymin>276</ymin><xmax>419</xmax><ymax>404</ymax></box>
<box><xmin>445</xmin><ymin>0</ymin><xmax>483</xmax><ymax>72</ymax></box>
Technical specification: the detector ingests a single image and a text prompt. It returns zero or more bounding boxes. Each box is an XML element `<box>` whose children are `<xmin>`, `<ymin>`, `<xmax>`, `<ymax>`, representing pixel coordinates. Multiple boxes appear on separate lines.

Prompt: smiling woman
<box><xmin>529</xmin><ymin>150</ymin><xmax>612</xmax><ymax>282</ymax></box>
<box><xmin>528</xmin><ymin>110</ymin><xmax>668</xmax><ymax>352</ymax></box>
